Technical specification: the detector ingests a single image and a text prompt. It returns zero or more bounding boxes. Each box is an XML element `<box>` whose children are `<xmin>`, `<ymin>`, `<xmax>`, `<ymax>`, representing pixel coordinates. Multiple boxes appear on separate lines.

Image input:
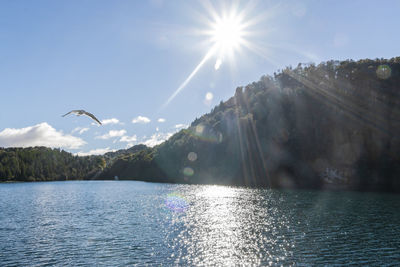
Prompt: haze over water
<box><xmin>0</xmin><ymin>181</ymin><xmax>399</xmax><ymax>266</ymax></box>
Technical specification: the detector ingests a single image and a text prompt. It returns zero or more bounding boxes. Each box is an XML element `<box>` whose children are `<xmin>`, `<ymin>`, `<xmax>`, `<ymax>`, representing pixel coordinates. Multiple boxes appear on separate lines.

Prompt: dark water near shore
<box><xmin>0</xmin><ymin>181</ymin><xmax>399</xmax><ymax>266</ymax></box>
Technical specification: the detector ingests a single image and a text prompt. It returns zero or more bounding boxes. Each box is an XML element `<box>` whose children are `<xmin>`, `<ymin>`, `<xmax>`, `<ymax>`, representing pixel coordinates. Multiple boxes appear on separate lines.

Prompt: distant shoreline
<box><xmin>1</xmin><ymin>178</ymin><xmax>398</xmax><ymax>194</ymax></box>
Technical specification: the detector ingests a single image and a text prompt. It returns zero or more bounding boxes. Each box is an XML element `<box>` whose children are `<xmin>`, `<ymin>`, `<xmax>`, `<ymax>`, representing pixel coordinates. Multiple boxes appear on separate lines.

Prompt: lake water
<box><xmin>0</xmin><ymin>181</ymin><xmax>399</xmax><ymax>266</ymax></box>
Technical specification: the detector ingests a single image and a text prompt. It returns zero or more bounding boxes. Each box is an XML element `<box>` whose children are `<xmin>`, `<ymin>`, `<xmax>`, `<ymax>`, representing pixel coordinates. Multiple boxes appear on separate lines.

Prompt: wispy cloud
<box><xmin>174</xmin><ymin>124</ymin><xmax>188</xmax><ymax>130</ymax></box>
<box><xmin>120</xmin><ymin>134</ymin><xmax>138</xmax><ymax>149</ymax></box>
<box><xmin>136</xmin><ymin>124</ymin><xmax>188</xmax><ymax>147</ymax></box>
<box><xmin>101</xmin><ymin>118</ymin><xmax>123</xmax><ymax>125</ymax></box>
<box><xmin>95</xmin><ymin>130</ymin><xmax>127</xmax><ymax>140</ymax></box>
<box><xmin>157</xmin><ymin>118</ymin><xmax>166</xmax><ymax>123</ymax></box>
<box><xmin>132</xmin><ymin>116</ymin><xmax>151</xmax><ymax>124</ymax></box>
<box><xmin>0</xmin><ymin>122</ymin><xmax>86</xmax><ymax>149</ymax></box>
<box><xmin>76</xmin><ymin>147</ymin><xmax>115</xmax><ymax>156</ymax></box>
<box><xmin>142</xmin><ymin>132</ymin><xmax>173</xmax><ymax>147</ymax></box>
<box><xmin>119</xmin><ymin>134</ymin><xmax>137</xmax><ymax>143</ymax></box>
<box><xmin>72</xmin><ymin>127</ymin><xmax>89</xmax><ymax>135</ymax></box>
<box><xmin>125</xmin><ymin>143</ymin><xmax>135</xmax><ymax>149</ymax></box>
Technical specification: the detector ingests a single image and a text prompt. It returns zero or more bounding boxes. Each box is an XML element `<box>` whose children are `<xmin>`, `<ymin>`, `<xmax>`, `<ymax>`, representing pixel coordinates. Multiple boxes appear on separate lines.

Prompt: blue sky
<box><xmin>0</xmin><ymin>0</ymin><xmax>399</xmax><ymax>155</ymax></box>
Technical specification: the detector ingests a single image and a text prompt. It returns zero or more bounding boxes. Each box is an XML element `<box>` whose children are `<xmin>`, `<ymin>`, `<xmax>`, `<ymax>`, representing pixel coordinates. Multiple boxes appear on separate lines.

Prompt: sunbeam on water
<box><xmin>0</xmin><ymin>181</ymin><xmax>399</xmax><ymax>266</ymax></box>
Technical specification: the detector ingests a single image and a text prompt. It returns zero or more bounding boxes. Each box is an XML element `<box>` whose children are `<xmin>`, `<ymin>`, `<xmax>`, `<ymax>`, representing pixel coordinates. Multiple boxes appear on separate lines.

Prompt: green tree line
<box><xmin>0</xmin><ymin>147</ymin><xmax>105</xmax><ymax>181</ymax></box>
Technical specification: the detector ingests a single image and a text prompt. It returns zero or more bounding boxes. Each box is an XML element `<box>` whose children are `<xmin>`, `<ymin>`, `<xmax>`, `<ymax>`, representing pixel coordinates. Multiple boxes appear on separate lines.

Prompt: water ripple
<box><xmin>0</xmin><ymin>181</ymin><xmax>399</xmax><ymax>266</ymax></box>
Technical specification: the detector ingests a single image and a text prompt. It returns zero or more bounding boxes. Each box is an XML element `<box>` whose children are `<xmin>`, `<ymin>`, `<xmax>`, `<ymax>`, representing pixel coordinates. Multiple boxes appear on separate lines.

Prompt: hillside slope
<box><xmin>99</xmin><ymin>57</ymin><xmax>400</xmax><ymax>192</ymax></box>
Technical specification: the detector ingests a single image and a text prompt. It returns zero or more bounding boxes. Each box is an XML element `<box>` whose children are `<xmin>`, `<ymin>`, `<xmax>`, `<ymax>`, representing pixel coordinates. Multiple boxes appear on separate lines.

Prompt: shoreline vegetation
<box><xmin>1</xmin><ymin>58</ymin><xmax>399</xmax><ymax>193</ymax></box>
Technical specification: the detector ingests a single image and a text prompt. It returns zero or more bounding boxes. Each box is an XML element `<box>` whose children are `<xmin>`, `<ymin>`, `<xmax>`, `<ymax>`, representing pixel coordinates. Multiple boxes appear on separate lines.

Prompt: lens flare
<box><xmin>204</xmin><ymin>92</ymin><xmax>214</xmax><ymax>106</ymax></box>
<box><xmin>165</xmin><ymin>193</ymin><xmax>189</xmax><ymax>212</ymax></box>
<box><xmin>214</xmin><ymin>58</ymin><xmax>222</xmax><ymax>70</ymax></box>
<box><xmin>205</xmin><ymin>92</ymin><xmax>214</xmax><ymax>101</ymax></box>
<box><xmin>196</xmin><ymin>125</ymin><xmax>205</xmax><ymax>134</ymax></box>
<box><xmin>188</xmin><ymin>152</ymin><xmax>198</xmax><ymax>161</ymax></box>
<box><xmin>161</xmin><ymin>45</ymin><xmax>217</xmax><ymax>109</ymax></box>
<box><xmin>187</xmin><ymin>123</ymin><xmax>223</xmax><ymax>143</ymax></box>
<box><xmin>183</xmin><ymin>167</ymin><xmax>195</xmax><ymax>176</ymax></box>
<box><xmin>376</xmin><ymin>65</ymin><xmax>391</xmax><ymax>79</ymax></box>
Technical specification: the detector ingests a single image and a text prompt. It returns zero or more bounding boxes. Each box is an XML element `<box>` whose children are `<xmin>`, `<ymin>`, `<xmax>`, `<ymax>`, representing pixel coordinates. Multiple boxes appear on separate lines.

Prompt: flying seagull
<box><xmin>62</xmin><ymin>110</ymin><xmax>102</xmax><ymax>125</ymax></box>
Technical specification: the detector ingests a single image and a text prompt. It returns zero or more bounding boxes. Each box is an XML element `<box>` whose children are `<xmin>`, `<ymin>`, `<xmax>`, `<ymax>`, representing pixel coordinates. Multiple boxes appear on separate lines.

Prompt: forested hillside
<box><xmin>0</xmin><ymin>147</ymin><xmax>104</xmax><ymax>182</ymax></box>
<box><xmin>100</xmin><ymin>57</ymin><xmax>400</xmax><ymax>192</ymax></box>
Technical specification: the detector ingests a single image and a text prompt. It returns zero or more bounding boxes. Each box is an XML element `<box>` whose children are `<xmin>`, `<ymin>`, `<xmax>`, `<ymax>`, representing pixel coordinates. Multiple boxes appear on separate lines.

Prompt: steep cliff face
<box><xmin>100</xmin><ymin>58</ymin><xmax>400</xmax><ymax>192</ymax></box>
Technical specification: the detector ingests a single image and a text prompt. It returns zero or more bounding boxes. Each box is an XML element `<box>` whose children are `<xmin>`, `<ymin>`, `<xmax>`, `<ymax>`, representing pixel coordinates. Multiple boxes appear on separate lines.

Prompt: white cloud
<box><xmin>138</xmin><ymin>123</ymin><xmax>187</xmax><ymax>147</ymax></box>
<box><xmin>142</xmin><ymin>132</ymin><xmax>173</xmax><ymax>147</ymax></box>
<box><xmin>119</xmin><ymin>134</ymin><xmax>137</xmax><ymax>143</ymax></box>
<box><xmin>174</xmin><ymin>124</ymin><xmax>188</xmax><ymax>130</ymax></box>
<box><xmin>125</xmin><ymin>143</ymin><xmax>135</xmax><ymax>148</ymax></box>
<box><xmin>91</xmin><ymin>122</ymin><xmax>102</xmax><ymax>127</ymax></box>
<box><xmin>101</xmin><ymin>118</ymin><xmax>122</xmax><ymax>125</ymax></box>
<box><xmin>79</xmin><ymin>128</ymin><xmax>89</xmax><ymax>134</ymax></box>
<box><xmin>95</xmin><ymin>130</ymin><xmax>127</xmax><ymax>140</ymax></box>
<box><xmin>132</xmin><ymin>116</ymin><xmax>151</xmax><ymax>124</ymax></box>
<box><xmin>76</xmin><ymin>147</ymin><xmax>115</xmax><ymax>156</ymax></box>
<box><xmin>119</xmin><ymin>135</ymin><xmax>138</xmax><ymax>149</ymax></box>
<box><xmin>0</xmin><ymin>122</ymin><xmax>86</xmax><ymax>149</ymax></box>
<box><xmin>157</xmin><ymin>118</ymin><xmax>166</xmax><ymax>123</ymax></box>
<box><xmin>72</xmin><ymin>127</ymin><xmax>89</xmax><ymax>135</ymax></box>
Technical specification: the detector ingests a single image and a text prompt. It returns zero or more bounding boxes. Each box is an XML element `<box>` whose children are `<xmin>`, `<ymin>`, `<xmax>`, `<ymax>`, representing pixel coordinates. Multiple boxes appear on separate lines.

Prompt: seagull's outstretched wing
<box><xmin>62</xmin><ymin>109</ymin><xmax>102</xmax><ymax>125</ymax></box>
<box><xmin>83</xmin><ymin>111</ymin><xmax>102</xmax><ymax>125</ymax></box>
<box><xmin>62</xmin><ymin>110</ymin><xmax>79</xmax><ymax>117</ymax></box>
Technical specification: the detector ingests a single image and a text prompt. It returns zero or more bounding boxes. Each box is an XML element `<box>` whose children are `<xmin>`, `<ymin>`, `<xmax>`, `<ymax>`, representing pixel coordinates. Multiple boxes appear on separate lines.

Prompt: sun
<box><xmin>162</xmin><ymin>4</ymin><xmax>254</xmax><ymax>108</ymax></box>
<box><xmin>211</xmin><ymin>15</ymin><xmax>244</xmax><ymax>54</ymax></box>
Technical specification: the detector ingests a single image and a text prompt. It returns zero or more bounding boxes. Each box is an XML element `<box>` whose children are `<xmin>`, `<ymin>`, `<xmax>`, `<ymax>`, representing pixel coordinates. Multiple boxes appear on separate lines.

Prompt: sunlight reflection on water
<box><xmin>0</xmin><ymin>181</ymin><xmax>399</xmax><ymax>266</ymax></box>
<box><xmin>169</xmin><ymin>185</ymin><xmax>293</xmax><ymax>265</ymax></box>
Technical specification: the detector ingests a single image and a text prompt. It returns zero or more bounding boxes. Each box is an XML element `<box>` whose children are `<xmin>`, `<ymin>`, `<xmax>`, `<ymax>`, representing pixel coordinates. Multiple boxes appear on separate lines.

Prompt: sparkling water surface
<box><xmin>0</xmin><ymin>181</ymin><xmax>399</xmax><ymax>266</ymax></box>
